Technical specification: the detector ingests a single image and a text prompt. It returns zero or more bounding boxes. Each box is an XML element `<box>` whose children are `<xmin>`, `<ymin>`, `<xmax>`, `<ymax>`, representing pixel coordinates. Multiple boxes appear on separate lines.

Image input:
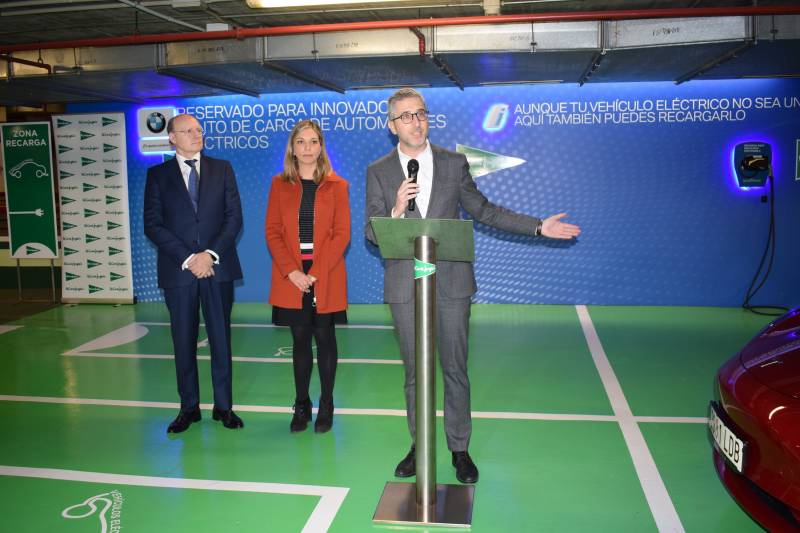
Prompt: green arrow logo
<box><xmin>25</xmin><ymin>245</ymin><xmax>39</xmax><ymax>255</ymax></box>
<box><xmin>103</xmin><ymin>143</ymin><xmax>117</xmax><ymax>153</ymax></box>
<box><xmin>81</xmin><ymin>157</ymin><xmax>96</xmax><ymax>167</ymax></box>
<box><xmin>104</xmin><ymin>169</ymin><xmax>119</xmax><ymax>179</ymax></box>
<box><xmin>63</xmin><ymin>247</ymin><xmax>78</xmax><ymax>256</ymax></box>
<box><xmin>85</xmin><ymin>234</ymin><xmax>100</xmax><ymax>244</ymax></box>
<box><xmin>414</xmin><ymin>258</ymin><xmax>436</xmax><ymax>279</ymax></box>
<box><xmin>102</xmin><ymin>117</ymin><xmax>117</xmax><ymax>126</ymax></box>
<box><xmin>83</xmin><ymin>183</ymin><xmax>97</xmax><ymax>192</ymax></box>
<box><xmin>455</xmin><ymin>144</ymin><xmax>526</xmax><ymax>178</ymax></box>
<box><xmin>62</xmin><ymin>222</ymin><xmax>77</xmax><ymax>231</ymax></box>
<box><xmin>108</xmin><ymin>246</ymin><xmax>123</xmax><ymax>256</ymax></box>
<box><xmin>87</xmin><ymin>259</ymin><xmax>102</xmax><ymax>269</ymax></box>
<box><xmin>105</xmin><ymin>195</ymin><xmax>120</xmax><ymax>205</ymax></box>
<box><xmin>88</xmin><ymin>284</ymin><xmax>103</xmax><ymax>294</ymax></box>
<box><xmin>110</xmin><ymin>272</ymin><xmax>125</xmax><ymax>281</ymax></box>
<box><xmin>84</xmin><ymin>208</ymin><xmax>98</xmax><ymax>218</ymax></box>
<box><xmin>59</xmin><ymin>170</ymin><xmax>74</xmax><ymax>180</ymax></box>
<box><xmin>61</xmin><ymin>196</ymin><xmax>75</xmax><ymax>205</ymax></box>
<box><xmin>56</xmin><ymin>118</ymin><xmax>71</xmax><ymax>128</ymax></box>
<box><xmin>80</xmin><ymin>131</ymin><xmax>95</xmax><ymax>140</ymax></box>
<box><xmin>58</xmin><ymin>145</ymin><xmax>72</xmax><ymax>154</ymax></box>
<box><xmin>65</xmin><ymin>272</ymin><xmax>80</xmax><ymax>281</ymax></box>
<box><xmin>107</xmin><ymin>221</ymin><xmax>122</xmax><ymax>231</ymax></box>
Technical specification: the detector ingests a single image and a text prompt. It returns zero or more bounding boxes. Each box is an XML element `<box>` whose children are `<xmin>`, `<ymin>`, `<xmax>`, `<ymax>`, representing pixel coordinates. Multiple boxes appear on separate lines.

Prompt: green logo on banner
<box><xmin>80</xmin><ymin>131</ymin><xmax>95</xmax><ymax>140</ymax></box>
<box><xmin>103</xmin><ymin>143</ymin><xmax>117</xmax><ymax>153</ymax></box>
<box><xmin>63</xmin><ymin>247</ymin><xmax>78</xmax><ymax>256</ymax></box>
<box><xmin>102</xmin><ymin>117</ymin><xmax>117</xmax><ymax>127</ymax></box>
<box><xmin>110</xmin><ymin>272</ymin><xmax>125</xmax><ymax>281</ymax></box>
<box><xmin>105</xmin><ymin>195</ymin><xmax>120</xmax><ymax>205</ymax></box>
<box><xmin>104</xmin><ymin>169</ymin><xmax>119</xmax><ymax>179</ymax></box>
<box><xmin>107</xmin><ymin>221</ymin><xmax>122</xmax><ymax>231</ymax></box>
<box><xmin>58</xmin><ymin>145</ymin><xmax>72</xmax><ymax>154</ymax></box>
<box><xmin>84</xmin><ymin>208</ymin><xmax>98</xmax><ymax>218</ymax></box>
<box><xmin>108</xmin><ymin>246</ymin><xmax>123</xmax><ymax>256</ymax></box>
<box><xmin>85</xmin><ymin>234</ymin><xmax>100</xmax><ymax>244</ymax></box>
<box><xmin>25</xmin><ymin>245</ymin><xmax>39</xmax><ymax>255</ymax></box>
<box><xmin>61</xmin><ymin>196</ymin><xmax>75</xmax><ymax>205</ymax></box>
<box><xmin>65</xmin><ymin>272</ymin><xmax>80</xmax><ymax>281</ymax></box>
<box><xmin>83</xmin><ymin>183</ymin><xmax>97</xmax><ymax>192</ymax></box>
<box><xmin>59</xmin><ymin>170</ymin><xmax>74</xmax><ymax>180</ymax></box>
<box><xmin>87</xmin><ymin>259</ymin><xmax>102</xmax><ymax>269</ymax></box>
<box><xmin>57</xmin><ymin>118</ymin><xmax>71</xmax><ymax>128</ymax></box>
<box><xmin>88</xmin><ymin>285</ymin><xmax>103</xmax><ymax>294</ymax></box>
<box><xmin>81</xmin><ymin>157</ymin><xmax>95</xmax><ymax>166</ymax></box>
<box><xmin>62</xmin><ymin>222</ymin><xmax>77</xmax><ymax>231</ymax></box>
<box><xmin>414</xmin><ymin>258</ymin><xmax>436</xmax><ymax>279</ymax></box>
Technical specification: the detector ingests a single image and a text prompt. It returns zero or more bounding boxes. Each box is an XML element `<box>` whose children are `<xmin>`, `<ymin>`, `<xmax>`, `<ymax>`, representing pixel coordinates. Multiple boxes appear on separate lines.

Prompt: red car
<box><xmin>710</xmin><ymin>307</ymin><xmax>800</xmax><ymax>531</ymax></box>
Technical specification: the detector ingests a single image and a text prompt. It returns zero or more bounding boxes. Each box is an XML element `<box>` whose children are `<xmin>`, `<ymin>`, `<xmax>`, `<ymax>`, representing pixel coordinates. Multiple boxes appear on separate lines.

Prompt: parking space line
<box><xmin>0</xmin><ymin>465</ymin><xmax>348</xmax><ymax>533</ymax></box>
<box><xmin>576</xmin><ymin>304</ymin><xmax>685</xmax><ymax>533</ymax></box>
<box><xmin>0</xmin><ymin>325</ymin><xmax>22</xmax><ymax>335</ymax></box>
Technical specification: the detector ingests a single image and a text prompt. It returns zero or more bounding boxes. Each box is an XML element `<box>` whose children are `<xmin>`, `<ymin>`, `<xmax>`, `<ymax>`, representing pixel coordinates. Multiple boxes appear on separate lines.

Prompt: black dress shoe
<box><xmin>167</xmin><ymin>407</ymin><xmax>201</xmax><ymax>434</ymax></box>
<box><xmin>314</xmin><ymin>398</ymin><xmax>334</xmax><ymax>433</ymax></box>
<box><xmin>290</xmin><ymin>399</ymin><xmax>312</xmax><ymax>433</ymax></box>
<box><xmin>452</xmin><ymin>451</ymin><xmax>479</xmax><ymax>484</ymax></box>
<box><xmin>394</xmin><ymin>445</ymin><xmax>416</xmax><ymax>478</ymax></box>
<box><xmin>212</xmin><ymin>407</ymin><xmax>244</xmax><ymax>429</ymax></box>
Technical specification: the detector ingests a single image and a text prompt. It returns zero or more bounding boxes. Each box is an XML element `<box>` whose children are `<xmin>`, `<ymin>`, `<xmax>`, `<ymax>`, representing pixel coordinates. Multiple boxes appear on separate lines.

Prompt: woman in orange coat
<box><xmin>265</xmin><ymin>120</ymin><xmax>350</xmax><ymax>433</ymax></box>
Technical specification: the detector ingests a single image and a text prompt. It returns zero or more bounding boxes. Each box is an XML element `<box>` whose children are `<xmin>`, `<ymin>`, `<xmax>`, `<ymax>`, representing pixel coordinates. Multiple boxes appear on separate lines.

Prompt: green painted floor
<box><xmin>0</xmin><ymin>303</ymin><xmax>771</xmax><ymax>532</ymax></box>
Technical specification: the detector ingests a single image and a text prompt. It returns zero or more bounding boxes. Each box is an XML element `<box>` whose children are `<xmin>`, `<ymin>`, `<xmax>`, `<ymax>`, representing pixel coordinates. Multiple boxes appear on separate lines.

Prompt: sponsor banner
<box><xmin>53</xmin><ymin>113</ymin><xmax>134</xmax><ymax>303</ymax></box>
<box><xmin>1</xmin><ymin>122</ymin><xmax>58</xmax><ymax>258</ymax></box>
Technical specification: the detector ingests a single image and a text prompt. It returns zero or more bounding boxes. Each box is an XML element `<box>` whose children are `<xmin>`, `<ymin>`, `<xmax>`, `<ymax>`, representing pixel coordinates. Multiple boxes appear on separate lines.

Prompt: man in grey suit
<box><xmin>365</xmin><ymin>88</ymin><xmax>581</xmax><ymax>484</ymax></box>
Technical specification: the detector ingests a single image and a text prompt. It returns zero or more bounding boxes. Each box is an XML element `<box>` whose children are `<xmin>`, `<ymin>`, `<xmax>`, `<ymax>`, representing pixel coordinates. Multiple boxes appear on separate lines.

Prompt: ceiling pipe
<box><xmin>115</xmin><ymin>0</ymin><xmax>205</xmax><ymax>32</ymax></box>
<box><xmin>2</xmin><ymin>5</ymin><xmax>800</xmax><ymax>54</ymax></box>
<box><xmin>0</xmin><ymin>54</ymin><xmax>52</xmax><ymax>74</ymax></box>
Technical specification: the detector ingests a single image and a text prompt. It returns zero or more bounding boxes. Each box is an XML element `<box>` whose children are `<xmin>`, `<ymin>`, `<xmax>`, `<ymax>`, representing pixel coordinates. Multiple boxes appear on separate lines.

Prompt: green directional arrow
<box><xmin>107</xmin><ymin>221</ymin><xmax>122</xmax><ymax>231</ymax></box>
<box><xmin>63</xmin><ymin>247</ymin><xmax>78</xmax><ymax>256</ymax></box>
<box><xmin>58</xmin><ymin>145</ymin><xmax>72</xmax><ymax>154</ymax></box>
<box><xmin>102</xmin><ymin>117</ymin><xmax>117</xmax><ymax>126</ymax></box>
<box><xmin>65</xmin><ymin>272</ymin><xmax>80</xmax><ymax>281</ymax></box>
<box><xmin>56</xmin><ymin>118</ymin><xmax>71</xmax><ymax>128</ymax></box>
<box><xmin>110</xmin><ymin>272</ymin><xmax>125</xmax><ymax>281</ymax></box>
<box><xmin>83</xmin><ymin>183</ymin><xmax>97</xmax><ymax>192</ymax></box>
<box><xmin>62</xmin><ymin>222</ymin><xmax>77</xmax><ymax>231</ymax></box>
<box><xmin>105</xmin><ymin>195</ymin><xmax>120</xmax><ymax>205</ymax></box>
<box><xmin>103</xmin><ymin>143</ymin><xmax>117</xmax><ymax>153</ymax></box>
<box><xmin>455</xmin><ymin>144</ymin><xmax>525</xmax><ymax>178</ymax></box>
<box><xmin>104</xmin><ymin>169</ymin><xmax>119</xmax><ymax>179</ymax></box>
<box><xmin>108</xmin><ymin>246</ymin><xmax>123</xmax><ymax>256</ymax></box>
<box><xmin>80</xmin><ymin>131</ymin><xmax>95</xmax><ymax>140</ymax></box>
<box><xmin>81</xmin><ymin>157</ymin><xmax>95</xmax><ymax>166</ymax></box>
<box><xmin>88</xmin><ymin>284</ymin><xmax>103</xmax><ymax>294</ymax></box>
<box><xmin>25</xmin><ymin>245</ymin><xmax>39</xmax><ymax>255</ymax></box>
<box><xmin>87</xmin><ymin>259</ymin><xmax>102</xmax><ymax>269</ymax></box>
<box><xmin>84</xmin><ymin>208</ymin><xmax>98</xmax><ymax>218</ymax></box>
<box><xmin>85</xmin><ymin>234</ymin><xmax>100</xmax><ymax>244</ymax></box>
<box><xmin>61</xmin><ymin>196</ymin><xmax>75</xmax><ymax>205</ymax></box>
<box><xmin>59</xmin><ymin>170</ymin><xmax>74</xmax><ymax>180</ymax></box>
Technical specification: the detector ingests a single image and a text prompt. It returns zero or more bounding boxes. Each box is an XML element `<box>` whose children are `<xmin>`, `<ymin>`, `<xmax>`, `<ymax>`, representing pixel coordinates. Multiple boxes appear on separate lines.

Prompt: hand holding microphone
<box><xmin>392</xmin><ymin>159</ymin><xmax>420</xmax><ymax>217</ymax></box>
<box><xmin>406</xmin><ymin>159</ymin><xmax>419</xmax><ymax>211</ymax></box>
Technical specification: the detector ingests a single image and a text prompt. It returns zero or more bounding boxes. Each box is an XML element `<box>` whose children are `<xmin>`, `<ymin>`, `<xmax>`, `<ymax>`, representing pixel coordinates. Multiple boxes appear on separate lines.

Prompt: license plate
<box><xmin>708</xmin><ymin>402</ymin><xmax>745</xmax><ymax>473</ymax></box>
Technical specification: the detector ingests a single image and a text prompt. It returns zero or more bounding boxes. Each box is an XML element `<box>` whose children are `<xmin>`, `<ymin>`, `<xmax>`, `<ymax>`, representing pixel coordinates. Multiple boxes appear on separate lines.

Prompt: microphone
<box><xmin>407</xmin><ymin>159</ymin><xmax>419</xmax><ymax>212</ymax></box>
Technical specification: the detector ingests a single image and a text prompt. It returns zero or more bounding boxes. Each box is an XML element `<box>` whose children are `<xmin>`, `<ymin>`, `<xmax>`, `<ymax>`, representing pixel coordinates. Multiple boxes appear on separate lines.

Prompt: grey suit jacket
<box><xmin>365</xmin><ymin>143</ymin><xmax>540</xmax><ymax>303</ymax></box>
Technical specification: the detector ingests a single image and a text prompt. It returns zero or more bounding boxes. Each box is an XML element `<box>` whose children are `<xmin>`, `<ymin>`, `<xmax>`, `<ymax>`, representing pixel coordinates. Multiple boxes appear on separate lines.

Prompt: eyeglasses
<box><xmin>173</xmin><ymin>128</ymin><xmax>204</xmax><ymax>136</ymax></box>
<box><xmin>390</xmin><ymin>109</ymin><xmax>428</xmax><ymax>124</ymax></box>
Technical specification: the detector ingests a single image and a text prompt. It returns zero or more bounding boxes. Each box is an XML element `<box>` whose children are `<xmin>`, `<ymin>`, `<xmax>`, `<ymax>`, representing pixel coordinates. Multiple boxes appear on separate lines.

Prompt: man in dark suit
<box><xmin>365</xmin><ymin>88</ymin><xmax>581</xmax><ymax>483</ymax></box>
<box><xmin>144</xmin><ymin>113</ymin><xmax>244</xmax><ymax>433</ymax></box>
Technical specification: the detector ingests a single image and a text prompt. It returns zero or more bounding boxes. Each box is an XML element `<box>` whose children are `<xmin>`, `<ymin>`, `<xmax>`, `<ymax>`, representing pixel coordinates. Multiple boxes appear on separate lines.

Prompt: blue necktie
<box><xmin>185</xmin><ymin>159</ymin><xmax>199</xmax><ymax>212</ymax></box>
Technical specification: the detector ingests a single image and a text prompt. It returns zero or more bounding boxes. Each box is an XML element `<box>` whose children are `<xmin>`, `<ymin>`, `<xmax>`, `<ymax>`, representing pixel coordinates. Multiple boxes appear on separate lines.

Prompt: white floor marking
<box><xmin>138</xmin><ymin>321</ymin><xmax>393</xmax><ymax>330</ymax></box>
<box><xmin>0</xmin><ymin>325</ymin><xmax>22</xmax><ymax>335</ymax></box>
<box><xmin>63</xmin><ymin>324</ymin><xmax>149</xmax><ymax>356</ymax></box>
<box><xmin>0</xmin><ymin>465</ymin><xmax>347</xmax><ymax>533</ymax></box>
<box><xmin>0</xmin><ymin>395</ymin><xmax>708</xmax><ymax>424</ymax></box>
<box><xmin>576</xmin><ymin>305</ymin><xmax>685</xmax><ymax>533</ymax></box>
<box><xmin>62</xmin><ymin>352</ymin><xmax>403</xmax><ymax>365</ymax></box>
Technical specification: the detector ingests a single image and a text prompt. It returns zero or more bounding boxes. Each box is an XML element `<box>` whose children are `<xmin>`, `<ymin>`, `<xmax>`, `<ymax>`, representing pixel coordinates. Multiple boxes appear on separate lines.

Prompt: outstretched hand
<box><xmin>541</xmin><ymin>213</ymin><xmax>581</xmax><ymax>240</ymax></box>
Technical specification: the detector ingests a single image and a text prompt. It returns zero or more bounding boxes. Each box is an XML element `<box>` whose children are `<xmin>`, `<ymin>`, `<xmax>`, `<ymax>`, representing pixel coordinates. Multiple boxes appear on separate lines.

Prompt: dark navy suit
<box><xmin>144</xmin><ymin>154</ymin><xmax>243</xmax><ymax>411</ymax></box>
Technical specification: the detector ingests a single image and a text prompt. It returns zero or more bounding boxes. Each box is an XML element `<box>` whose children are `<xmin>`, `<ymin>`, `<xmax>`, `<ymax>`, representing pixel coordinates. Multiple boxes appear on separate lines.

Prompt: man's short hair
<box><xmin>388</xmin><ymin>88</ymin><xmax>427</xmax><ymax>119</ymax></box>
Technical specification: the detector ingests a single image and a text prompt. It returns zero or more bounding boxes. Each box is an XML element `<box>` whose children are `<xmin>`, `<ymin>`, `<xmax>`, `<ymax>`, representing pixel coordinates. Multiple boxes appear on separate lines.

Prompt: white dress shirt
<box><xmin>393</xmin><ymin>141</ymin><xmax>433</xmax><ymax>218</ymax></box>
<box><xmin>174</xmin><ymin>152</ymin><xmax>219</xmax><ymax>269</ymax></box>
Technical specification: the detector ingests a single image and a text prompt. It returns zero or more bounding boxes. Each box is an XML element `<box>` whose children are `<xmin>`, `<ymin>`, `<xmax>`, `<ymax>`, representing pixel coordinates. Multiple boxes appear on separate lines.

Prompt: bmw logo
<box><xmin>146</xmin><ymin>112</ymin><xmax>167</xmax><ymax>134</ymax></box>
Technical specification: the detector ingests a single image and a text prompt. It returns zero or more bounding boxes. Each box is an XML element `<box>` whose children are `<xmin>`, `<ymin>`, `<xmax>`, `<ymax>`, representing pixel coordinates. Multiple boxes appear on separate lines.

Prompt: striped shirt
<box><xmin>299</xmin><ymin>179</ymin><xmax>317</xmax><ymax>260</ymax></box>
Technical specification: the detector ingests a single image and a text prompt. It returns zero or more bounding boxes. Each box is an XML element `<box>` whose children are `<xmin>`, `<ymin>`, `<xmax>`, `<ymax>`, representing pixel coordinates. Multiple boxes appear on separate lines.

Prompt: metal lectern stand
<box><xmin>370</xmin><ymin>217</ymin><xmax>476</xmax><ymax>528</ymax></box>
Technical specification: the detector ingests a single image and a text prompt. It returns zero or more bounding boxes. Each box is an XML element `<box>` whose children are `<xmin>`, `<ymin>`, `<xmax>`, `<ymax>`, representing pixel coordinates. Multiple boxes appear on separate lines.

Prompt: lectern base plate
<box><xmin>372</xmin><ymin>481</ymin><xmax>475</xmax><ymax>527</ymax></box>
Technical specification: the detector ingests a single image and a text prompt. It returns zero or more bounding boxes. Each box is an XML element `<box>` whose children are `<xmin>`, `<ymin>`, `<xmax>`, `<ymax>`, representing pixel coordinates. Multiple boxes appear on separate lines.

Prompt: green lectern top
<box><xmin>369</xmin><ymin>217</ymin><xmax>474</xmax><ymax>262</ymax></box>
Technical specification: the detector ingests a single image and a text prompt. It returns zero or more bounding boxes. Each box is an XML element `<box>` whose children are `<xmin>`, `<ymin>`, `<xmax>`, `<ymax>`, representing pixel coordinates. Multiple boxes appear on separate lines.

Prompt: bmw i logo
<box><xmin>146</xmin><ymin>112</ymin><xmax>167</xmax><ymax>134</ymax></box>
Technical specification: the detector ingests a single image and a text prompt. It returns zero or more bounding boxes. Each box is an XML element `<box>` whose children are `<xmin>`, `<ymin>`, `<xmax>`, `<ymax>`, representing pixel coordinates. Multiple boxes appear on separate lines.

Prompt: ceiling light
<box><xmin>247</xmin><ymin>0</ymin><xmax>406</xmax><ymax>7</ymax></box>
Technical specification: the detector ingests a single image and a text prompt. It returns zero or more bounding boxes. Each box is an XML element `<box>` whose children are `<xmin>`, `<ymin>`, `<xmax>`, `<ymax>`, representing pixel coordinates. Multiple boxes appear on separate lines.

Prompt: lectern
<box><xmin>370</xmin><ymin>217</ymin><xmax>476</xmax><ymax>528</ymax></box>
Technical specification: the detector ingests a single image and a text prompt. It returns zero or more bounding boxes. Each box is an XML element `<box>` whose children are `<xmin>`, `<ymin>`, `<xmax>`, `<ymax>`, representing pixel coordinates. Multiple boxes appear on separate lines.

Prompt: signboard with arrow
<box><xmin>1</xmin><ymin>122</ymin><xmax>58</xmax><ymax>259</ymax></box>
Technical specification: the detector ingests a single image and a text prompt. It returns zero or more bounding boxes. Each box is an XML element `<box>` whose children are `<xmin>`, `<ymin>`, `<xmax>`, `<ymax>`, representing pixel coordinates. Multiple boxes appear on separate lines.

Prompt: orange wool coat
<box><xmin>265</xmin><ymin>172</ymin><xmax>350</xmax><ymax>313</ymax></box>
